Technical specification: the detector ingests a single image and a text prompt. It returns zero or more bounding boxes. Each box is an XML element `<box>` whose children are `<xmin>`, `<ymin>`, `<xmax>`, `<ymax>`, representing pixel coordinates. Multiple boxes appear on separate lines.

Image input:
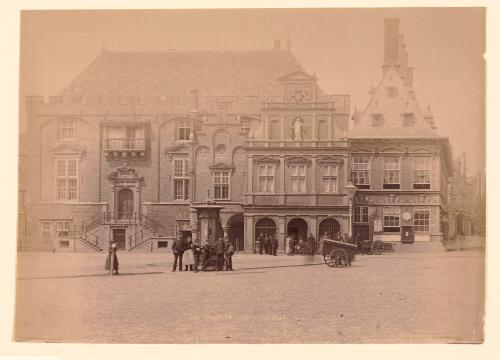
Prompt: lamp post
<box><xmin>344</xmin><ymin>179</ymin><xmax>358</xmax><ymax>243</ymax></box>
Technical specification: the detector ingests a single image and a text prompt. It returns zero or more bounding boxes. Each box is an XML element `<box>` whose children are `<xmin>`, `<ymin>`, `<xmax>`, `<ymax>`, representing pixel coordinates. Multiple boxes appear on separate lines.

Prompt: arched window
<box><xmin>255</xmin><ymin>217</ymin><xmax>277</xmax><ymax>239</ymax></box>
<box><xmin>319</xmin><ymin>218</ymin><xmax>341</xmax><ymax>239</ymax></box>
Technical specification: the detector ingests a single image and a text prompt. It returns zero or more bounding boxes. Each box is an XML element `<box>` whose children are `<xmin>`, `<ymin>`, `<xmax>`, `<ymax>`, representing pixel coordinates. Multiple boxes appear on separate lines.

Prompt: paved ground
<box><xmin>14</xmin><ymin>249</ymin><xmax>485</xmax><ymax>344</ymax></box>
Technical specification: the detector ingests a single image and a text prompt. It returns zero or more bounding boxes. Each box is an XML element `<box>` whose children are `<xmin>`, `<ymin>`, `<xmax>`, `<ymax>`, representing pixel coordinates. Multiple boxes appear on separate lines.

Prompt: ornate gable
<box><xmin>253</xmin><ymin>155</ymin><xmax>280</xmax><ymax>165</ymax></box>
<box><xmin>284</xmin><ymin>155</ymin><xmax>312</xmax><ymax>165</ymax></box>
<box><xmin>165</xmin><ymin>143</ymin><xmax>190</xmax><ymax>160</ymax></box>
<box><xmin>209</xmin><ymin>162</ymin><xmax>234</xmax><ymax>173</ymax></box>
<box><xmin>316</xmin><ymin>155</ymin><xmax>344</xmax><ymax>165</ymax></box>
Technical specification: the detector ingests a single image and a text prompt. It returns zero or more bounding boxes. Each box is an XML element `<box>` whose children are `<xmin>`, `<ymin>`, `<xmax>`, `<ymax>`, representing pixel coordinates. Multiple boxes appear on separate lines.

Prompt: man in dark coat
<box><xmin>105</xmin><ymin>242</ymin><xmax>119</xmax><ymax>275</ymax></box>
<box><xmin>224</xmin><ymin>238</ymin><xmax>235</xmax><ymax>271</ymax></box>
<box><xmin>192</xmin><ymin>241</ymin><xmax>201</xmax><ymax>273</ymax></box>
<box><xmin>264</xmin><ymin>235</ymin><xmax>271</xmax><ymax>255</ymax></box>
<box><xmin>257</xmin><ymin>232</ymin><xmax>265</xmax><ymax>255</ymax></box>
<box><xmin>307</xmin><ymin>233</ymin><xmax>316</xmax><ymax>255</ymax></box>
<box><xmin>172</xmin><ymin>236</ymin><xmax>185</xmax><ymax>272</ymax></box>
<box><xmin>355</xmin><ymin>233</ymin><xmax>364</xmax><ymax>255</ymax></box>
<box><xmin>271</xmin><ymin>235</ymin><xmax>278</xmax><ymax>256</ymax></box>
<box><xmin>215</xmin><ymin>237</ymin><xmax>226</xmax><ymax>271</ymax></box>
<box><xmin>199</xmin><ymin>243</ymin><xmax>210</xmax><ymax>271</ymax></box>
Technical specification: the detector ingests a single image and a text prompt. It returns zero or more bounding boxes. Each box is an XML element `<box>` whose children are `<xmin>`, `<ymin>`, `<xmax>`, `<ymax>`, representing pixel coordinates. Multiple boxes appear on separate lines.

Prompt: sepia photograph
<box><xmin>13</xmin><ymin>6</ymin><xmax>486</xmax><ymax>345</ymax></box>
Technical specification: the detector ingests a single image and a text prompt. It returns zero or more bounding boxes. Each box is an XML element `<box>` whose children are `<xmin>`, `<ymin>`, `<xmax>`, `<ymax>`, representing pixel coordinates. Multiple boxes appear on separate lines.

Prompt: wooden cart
<box><xmin>322</xmin><ymin>239</ymin><xmax>357</xmax><ymax>267</ymax></box>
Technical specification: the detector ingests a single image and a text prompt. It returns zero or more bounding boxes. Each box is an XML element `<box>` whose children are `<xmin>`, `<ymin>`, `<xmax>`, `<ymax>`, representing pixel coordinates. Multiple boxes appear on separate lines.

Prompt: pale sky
<box><xmin>20</xmin><ymin>8</ymin><xmax>485</xmax><ymax>175</ymax></box>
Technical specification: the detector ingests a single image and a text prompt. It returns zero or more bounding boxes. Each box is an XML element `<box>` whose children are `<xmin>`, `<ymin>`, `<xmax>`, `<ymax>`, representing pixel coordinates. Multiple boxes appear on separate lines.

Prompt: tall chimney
<box><xmin>406</xmin><ymin>67</ymin><xmax>414</xmax><ymax>87</ymax></box>
<box><xmin>462</xmin><ymin>153</ymin><xmax>467</xmax><ymax>177</ymax></box>
<box><xmin>384</xmin><ymin>18</ymin><xmax>400</xmax><ymax>67</ymax></box>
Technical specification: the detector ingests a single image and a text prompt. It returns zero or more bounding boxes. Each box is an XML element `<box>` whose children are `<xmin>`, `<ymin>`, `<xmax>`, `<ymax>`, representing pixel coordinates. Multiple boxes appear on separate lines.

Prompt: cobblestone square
<box><xmin>13</xmin><ymin>249</ymin><xmax>484</xmax><ymax>344</ymax></box>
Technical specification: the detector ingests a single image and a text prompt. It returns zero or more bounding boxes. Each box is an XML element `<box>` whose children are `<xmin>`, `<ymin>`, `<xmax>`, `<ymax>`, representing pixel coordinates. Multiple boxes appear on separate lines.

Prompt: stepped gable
<box><xmin>59</xmin><ymin>49</ymin><xmax>308</xmax><ymax>103</ymax></box>
<box><xmin>350</xmin><ymin>18</ymin><xmax>440</xmax><ymax>139</ymax></box>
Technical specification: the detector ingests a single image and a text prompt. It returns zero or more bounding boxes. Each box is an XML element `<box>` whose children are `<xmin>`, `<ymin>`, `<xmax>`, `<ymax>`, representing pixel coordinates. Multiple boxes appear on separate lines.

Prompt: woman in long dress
<box><xmin>285</xmin><ymin>235</ymin><xmax>292</xmax><ymax>256</ymax></box>
<box><xmin>183</xmin><ymin>238</ymin><xmax>195</xmax><ymax>271</ymax></box>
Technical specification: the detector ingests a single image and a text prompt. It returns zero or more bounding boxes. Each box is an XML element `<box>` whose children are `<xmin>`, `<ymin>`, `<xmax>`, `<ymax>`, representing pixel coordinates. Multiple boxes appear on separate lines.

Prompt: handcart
<box><xmin>322</xmin><ymin>238</ymin><xmax>357</xmax><ymax>267</ymax></box>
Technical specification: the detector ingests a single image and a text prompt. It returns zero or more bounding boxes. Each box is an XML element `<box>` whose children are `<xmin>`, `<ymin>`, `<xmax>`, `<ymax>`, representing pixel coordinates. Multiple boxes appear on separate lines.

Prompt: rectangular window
<box><xmin>321</xmin><ymin>165</ymin><xmax>338</xmax><ymax>193</ymax></box>
<box><xmin>158</xmin><ymin>240</ymin><xmax>169</xmax><ymax>248</ymax></box>
<box><xmin>177</xmin><ymin>119</ymin><xmax>191</xmax><ymax>141</ymax></box>
<box><xmin>386</xmin><ymin>87</ymin><xmax>398</xmax><ymax>98</ymax></box>
<box><xmin>414</xmin><ymin>208</ymin><xmax>430</xmax><ymax>232</ymax></box>
<box><xmin>214</xmin><ymin>171</ymin><xmax>230</xmax><ymax>199</ymax></box>
<box><xmin>352</xmin><ymin>156</ymin><xmax>370</xmax><ymax>189</ymax></box>
<box><xmin>403</xmin><ymin>113</ymin><xmax>415</xmax><ymax>127</ymax></box>
<box><xmin>59</xmin><ymin>240</ymin><xmax>70</xmax><ymax>248</ymax></box>
<box><xmin>354</xmin><ymin>206</ymin><xmax>369</xmax><ymax>223</ymax></box>
<box><xmin>258</xmin><ymin>165</ymin><xmax>275</xmax><ymax>193</ymax></box>
<box><xmin>173</xmin><ymin>159</ymin><xmax>189</xmax><ymax>200</ymax></box>
<box><xmin>41</xmin><ymin>221</ymin><xmax>51</xmax><ymax>231</ymax></box>
<box><xmin>56</xmin><ymin>221</ymin><xmax>71</xmax><ymax>237</ymax></box>
<box><xmin>383</xmin><ymin>157</ymin><xmax>400</xmax><ymax>189</ymax></box>
<box><xmin>413</xmin><ymin>157</ymin><xmax>431</xmax><ymax>189</ymax></box>
<box><xmin>371</xmin><ymin>114</ymin><xmax>384</xmax><ymax>127</ymax></box>
<box><xmin>105</xmin><ymin>125</ymin><xmax>145</xmax><ymax>150</ymax></box>
<box><xmin>55</xmin><ymin>159</ymin><xmax>78</xmax><ymax>201</ymax></box>
<box><xmin>58</xmin><ymin>120</ymin><xmax>75</xmax><ymax>140</ymax></box>
<box><xmin>383</xmin><ymin>207</ymin><xmax>400</xmax><ymax>232</ymax></box>
<box><xmin>290</xmin><ymin>165</ymin><xmax>307</xmax><ymax>193</ymax></box>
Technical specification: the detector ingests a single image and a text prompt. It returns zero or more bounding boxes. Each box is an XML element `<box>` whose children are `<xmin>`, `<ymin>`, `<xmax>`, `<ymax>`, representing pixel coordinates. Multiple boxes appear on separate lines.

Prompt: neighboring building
<box><xmin>349</xmin><ymin>18</ymin><xmax>453</xmax><ymax>244</ymax></box>
<box><xmin>22</xmin><ymin>19</ymin><xmax>455</xmax><ymax>252</ymax></box>
<box><xmin>18</xmin><ymin>134</ymin><xmax>28</xmax><ymax>251</ymax></box>
<box><xmin>448</xmin><ymin>155</ymin><xmax>485</xmax><ymax>238</ymax></box>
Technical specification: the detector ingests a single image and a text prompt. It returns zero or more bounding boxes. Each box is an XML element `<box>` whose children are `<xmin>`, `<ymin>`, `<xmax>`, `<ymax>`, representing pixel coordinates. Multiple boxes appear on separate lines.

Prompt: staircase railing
<box><xmin>128</xmin><ymin>213</ymin><xmax>169</xmax><ymax>251</ymax></box>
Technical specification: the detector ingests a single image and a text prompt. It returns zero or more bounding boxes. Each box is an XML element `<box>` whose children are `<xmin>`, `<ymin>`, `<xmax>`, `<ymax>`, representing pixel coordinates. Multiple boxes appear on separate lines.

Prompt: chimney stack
<box><xmin>384</xmin><ymin>18</ymin><xmax>400</xmax><ymax>67</ymax></box>
<box><xmin>462</xmin><ymin>153</ymin><xmax>467</xmax><ymax>177</ymax></box>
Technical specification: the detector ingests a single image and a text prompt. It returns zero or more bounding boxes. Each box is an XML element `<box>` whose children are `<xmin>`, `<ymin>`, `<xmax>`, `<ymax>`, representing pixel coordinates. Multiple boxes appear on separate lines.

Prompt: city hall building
<box><xmin>22</xmin><ymin>19</ymin><xmax>452</xmax><ymax>253</ymax></box>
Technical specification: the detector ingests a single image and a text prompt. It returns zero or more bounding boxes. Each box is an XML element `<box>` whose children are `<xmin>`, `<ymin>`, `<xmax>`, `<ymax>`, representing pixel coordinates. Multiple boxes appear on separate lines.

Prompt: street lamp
<box><xmin>344</xmin><ymin>179</ymin><xmax>358</xmax><ymax>243</ymax></box>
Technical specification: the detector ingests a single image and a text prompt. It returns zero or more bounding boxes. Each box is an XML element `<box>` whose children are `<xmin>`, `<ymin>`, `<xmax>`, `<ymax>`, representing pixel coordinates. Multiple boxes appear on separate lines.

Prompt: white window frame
<box><xmin>352</xmin><ymin>156</ymin><xmax>370</xmax><ymax>188</ymax></box>
<box><xmin>173</xmin><ymin>158</ymin><xmax>190</xmax><ymax>200</ymax></box>
<box><xmin>414</xmin><ymin>208</ymin><xmax>430</xmax><ymax>232</ymax></box>
<box><xmin>383</xmin><ymin>207</ymin><xmax>400</xmax><ymax>232</ymax></box>
<box><xmin>214</xmin><ymin>170</ymin><xmax>230</xmax><ymax>200</ymax></box>
<box><xmin>353</xmin><ymin>206</ymin><xmax>369</xmax><ymax>223</ymax></box>
<box><xmin>58</xmin><ymin>120</ymin><xmax>76</xmax><ymax>141</ymax></box>
<box><xmin>289</xmin><ymin>164</ymin><xmax>307</xmax><ymax>193</ymax></box>
<box><xmin>258</xmin><ymin>164</ymin><xmax>276</xmax><ymax>193</ymax></box>
<box><xmin>383</xmin><ymin>157</ymin><xmax>400</xmax><ymax>189</ymax></box>
<box><xmin>55</xmin><ymin>158</ymin><xmax>79</xmax><ymax>202</ymax></box>
<box><xmin>413</xmin><ymin>157</ymin><xmax>432</xmax><ymax>189</ymax></box>
<box><xmin>321</xmin><ymin>165</ymin><xmax>338</xmax><ymax>193</ymax></box>
<box><xmin>177</xmin><ymin>119</ymin><xmax>192</xmax><ymax>141</ymax></box>
<box><xmin>56</xmin><ymin>221</ymin><xmax>72</xmax><ymax>237</ymax></box>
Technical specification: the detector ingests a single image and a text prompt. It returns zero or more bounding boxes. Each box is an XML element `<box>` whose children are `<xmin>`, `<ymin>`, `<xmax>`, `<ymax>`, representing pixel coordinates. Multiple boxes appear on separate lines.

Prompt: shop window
<box><xmin>414</xmin><ymin>208</ymin><xmax>430</xmax><ymax>232</ymax></box>
<box><xmin>383</xmin><ymin>207</ymin><xmax>400</xmax><ymax>232</ymax></box>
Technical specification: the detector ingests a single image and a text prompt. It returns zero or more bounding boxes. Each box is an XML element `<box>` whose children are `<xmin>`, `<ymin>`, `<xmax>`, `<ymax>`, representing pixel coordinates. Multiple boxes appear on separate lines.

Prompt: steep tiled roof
<box><xmin>60</xmin><ymin>49</ymin><xmax>304</xmax><ymax>100</ymax></box>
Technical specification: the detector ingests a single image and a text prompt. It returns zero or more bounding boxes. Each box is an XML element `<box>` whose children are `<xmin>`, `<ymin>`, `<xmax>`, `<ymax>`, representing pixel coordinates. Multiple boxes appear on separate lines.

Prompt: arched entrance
<box><xmin>287</xmin><ymin>218</ymin><xmax>308</xmax><ymax>241</ymax></box>
<box><xmin>117</xmin><ymin>188</ymin><xmax>134</xmax><ymax>219</ymax></box>
<box><xmin>255</xmin><ymin>217</ymin><xmax>277</xmax><ymax>252</ymax></box>
<box><xmin>228</xmin><ymin>213</ymin><xmax>244</xmax><ymax>252</ymax></box>
<box><xmin>319</xmin><ymin>218</ymin><xmax>341</xmax><ymax>239</ymax></box>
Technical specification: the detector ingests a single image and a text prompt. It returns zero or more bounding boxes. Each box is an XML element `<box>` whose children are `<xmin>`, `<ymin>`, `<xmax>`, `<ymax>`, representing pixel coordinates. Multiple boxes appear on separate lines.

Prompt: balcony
<box><xmin>104</xmin><ymin>138</ymin><xmax>147</xmax><ymax>158</ymax></box>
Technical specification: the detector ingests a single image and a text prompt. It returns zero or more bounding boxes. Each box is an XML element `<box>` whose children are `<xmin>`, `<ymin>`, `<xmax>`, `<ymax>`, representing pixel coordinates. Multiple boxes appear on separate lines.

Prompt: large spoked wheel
<box><xmin>324</xmin><ymin>252</ymin><xmax>337</xmax><ymax>267</ymax></box>
<box><xmin>332</xmin><ymin>249</ymin><xmax>349</xmax><ymax>267</ymax></box>
<box><xmin>373</xmin><ymin>241</ymin><xmax>384</xmax><ymax>255</ymax></box>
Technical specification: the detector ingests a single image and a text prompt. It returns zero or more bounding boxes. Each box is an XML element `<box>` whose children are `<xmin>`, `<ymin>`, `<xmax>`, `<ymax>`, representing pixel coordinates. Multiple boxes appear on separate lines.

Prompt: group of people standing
<box><xmin>285</xmin><ymin>233</ymin><xmax>317</xmax><ymax>256</ymax></box>
<box><xmin>172</xmin><ymin>235</ymin><xmax>235</xmax><ymax>272</ymax></box>
<box><xmin>255</xmin><ymin>233</ymin><xmax>279</xmax><ymax>255</ymax></box>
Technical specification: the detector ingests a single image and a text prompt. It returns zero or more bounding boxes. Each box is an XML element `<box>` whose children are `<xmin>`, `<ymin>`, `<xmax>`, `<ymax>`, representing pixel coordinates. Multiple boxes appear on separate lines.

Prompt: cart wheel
<box><xmin>373</xmin><ymin>241</ymin><xmax>383</xmax><ymax>255</ymax></box>
<box><xmin>324</xmin><ymin>252</ymin><xmax>337</xmax><ymax>267</ymax></box>
<box><xmin>332</xmin><ymin>249</ymin><xmax>348</xmax><ymax>267</ymax></box>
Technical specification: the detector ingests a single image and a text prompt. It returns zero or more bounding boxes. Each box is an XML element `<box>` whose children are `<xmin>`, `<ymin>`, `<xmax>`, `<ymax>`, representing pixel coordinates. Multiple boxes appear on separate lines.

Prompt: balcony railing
<box><xmin>104</xmin><ymin>138</ymin><xmax>146</xmax><ymax>151</ymax></box>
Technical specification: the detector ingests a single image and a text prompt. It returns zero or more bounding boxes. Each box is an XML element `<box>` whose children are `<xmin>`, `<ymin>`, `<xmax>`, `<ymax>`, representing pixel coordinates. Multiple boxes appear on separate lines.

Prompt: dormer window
<box><xmin>177</xmin><ymin>119</ymin><xmax>192</xmax><ymax>141</ymax></box>
<box><xmin>371</xmin><ymin>114</ymin><xmax>384</xmax><ymax>127</ymax></box>
<box><xmin>403</xmin><ymin>113</ymin><xmax>415</xmax><ymax>127</ymax></box>
<box><xmin>58</xmin><ymin>120</ymin><xmax>75</xmax><ymax>140</ymax></box>
<box><xmin>386</xmin><ymin>86</ymin><xmax>398</xmax><ymax>98</ymax></box>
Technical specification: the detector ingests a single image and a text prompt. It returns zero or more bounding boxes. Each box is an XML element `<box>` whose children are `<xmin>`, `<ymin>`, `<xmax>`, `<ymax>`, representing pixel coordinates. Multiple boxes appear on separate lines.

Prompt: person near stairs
<box><xmin>105</xmin><ymin>242</ymin><xmax>119</xmax><ymax>275</ymax></box>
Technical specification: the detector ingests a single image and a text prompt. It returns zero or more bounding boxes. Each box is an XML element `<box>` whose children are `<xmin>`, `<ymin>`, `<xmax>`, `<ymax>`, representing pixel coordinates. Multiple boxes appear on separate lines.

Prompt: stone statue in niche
<box><xmin>293</xmin><ymin>117</ymin><xmax>303</xmax><ymax>141</ymax></box>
